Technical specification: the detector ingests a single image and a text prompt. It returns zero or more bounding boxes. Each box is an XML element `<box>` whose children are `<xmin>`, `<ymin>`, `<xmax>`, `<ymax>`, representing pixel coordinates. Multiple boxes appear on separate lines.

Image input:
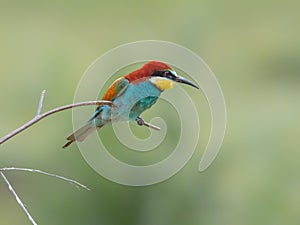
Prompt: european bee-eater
<box><xmin>63</xmin><ymin>61</ymin><xmax>199</xmax><ymax>148</ymax></box>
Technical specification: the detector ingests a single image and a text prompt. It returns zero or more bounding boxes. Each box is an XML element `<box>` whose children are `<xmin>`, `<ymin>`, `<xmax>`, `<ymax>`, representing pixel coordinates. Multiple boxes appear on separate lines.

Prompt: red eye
<box><xmin>164</xmin><ymin>71</ymin><xmax>173</xmax><ymax>79</ymax></box>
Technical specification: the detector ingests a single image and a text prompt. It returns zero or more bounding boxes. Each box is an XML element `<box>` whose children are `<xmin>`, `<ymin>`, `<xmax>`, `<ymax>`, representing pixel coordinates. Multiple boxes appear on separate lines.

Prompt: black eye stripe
<box><xmin>165</xmin><ymin>70</ymin><xmax>175</xmax><ymax>79</ymax></box>
<box><xmin>152</xmin><ymin>70</ymin><xmax>164</xmax><ymax>77</ymax></box>
<box><xmin>152</xmin><ymin>70</ymin><xmax>176</xmax><ymax>79</ymax></box>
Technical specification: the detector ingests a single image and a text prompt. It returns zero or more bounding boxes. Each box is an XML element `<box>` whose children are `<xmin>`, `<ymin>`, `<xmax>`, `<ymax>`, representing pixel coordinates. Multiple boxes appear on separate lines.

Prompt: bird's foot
<box><xmin>136</xmin><ymin>117</ymin><xmax>145</xmax><ymax>126</ymax></box>
<box><xmin>136</xmin><ymin>116</ymin><xmax>161</xmax><ymax>131</ymax></box>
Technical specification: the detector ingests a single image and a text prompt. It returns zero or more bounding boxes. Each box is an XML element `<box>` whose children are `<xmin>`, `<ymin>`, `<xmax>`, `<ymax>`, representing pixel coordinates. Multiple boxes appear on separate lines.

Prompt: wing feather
<box><xmin>102</xmin><ymin>77</ymin><xmax>129</xmax><ymax>101</ymax></box>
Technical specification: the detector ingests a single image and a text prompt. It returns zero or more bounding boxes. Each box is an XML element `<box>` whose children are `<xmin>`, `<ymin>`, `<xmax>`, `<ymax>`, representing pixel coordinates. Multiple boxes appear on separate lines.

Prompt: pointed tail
<box><xmin>63</xmin><ymin>121</ymin><xmax>102</xmax><ymax>148</ymax></box>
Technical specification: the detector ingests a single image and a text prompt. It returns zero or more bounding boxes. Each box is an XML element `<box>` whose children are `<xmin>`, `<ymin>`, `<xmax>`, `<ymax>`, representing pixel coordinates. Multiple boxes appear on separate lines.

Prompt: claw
<box><xmin>136</xmin><ymin>117</ymin><xmax>145</xmax><ymax>126</ymax></box>
<box><xmin>135</xmin><ymin>116</ymin><xmax>161</xmax><ymax>131</ymax></box>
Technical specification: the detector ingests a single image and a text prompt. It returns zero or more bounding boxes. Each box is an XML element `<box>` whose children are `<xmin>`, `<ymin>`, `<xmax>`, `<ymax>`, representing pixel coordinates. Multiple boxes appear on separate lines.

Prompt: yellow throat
<box><xmin>150</xmin><ymin>77</ymin><xmax>175</xmax><ymax>91</ymax></box>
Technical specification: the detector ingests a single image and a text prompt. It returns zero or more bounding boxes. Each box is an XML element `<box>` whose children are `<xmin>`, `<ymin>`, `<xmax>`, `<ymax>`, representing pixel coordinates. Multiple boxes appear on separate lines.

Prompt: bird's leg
<box><xmin>136</xmin><ymin>116</ymin><xmax>144</xmax><ymax>126</ymax></box>
<box><xmin>136</xmin><ymin>116</ymin><xmax>161</xmax><ymax>131</ymax></box>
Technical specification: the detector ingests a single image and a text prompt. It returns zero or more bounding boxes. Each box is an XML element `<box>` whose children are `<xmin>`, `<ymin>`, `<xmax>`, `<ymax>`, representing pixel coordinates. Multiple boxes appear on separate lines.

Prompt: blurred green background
<box><xmin>1</xmin><ymin>0</ymin><xmax>300</xmax><ymax>224</ymax></box>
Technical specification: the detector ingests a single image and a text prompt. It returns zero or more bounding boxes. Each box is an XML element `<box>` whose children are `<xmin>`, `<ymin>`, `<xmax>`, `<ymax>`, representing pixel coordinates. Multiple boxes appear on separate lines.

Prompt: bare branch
<box><xmin>140</xmin><ymin>121</ymin><xmax>161</xmax><ymax>131</ymax></box>
<box><xmin>0</xmin><ymin>167</ymin><xmax>90</xmax><ymax>191</ymax></box>
<box><xmin>36</xmin><ymin>90</ymin><xmax>46</xmax><ymax>116</ymax></box>
<box><xmin>1</xmin><ymin>172</ymin><xmax>38</xmax><ymax>225</ymax></box>
<box><xmin>0</xmin><ymin>93</ymin><xmax>113</xmax><ymax>145</ymax></box>
<box><xmin>0</xmin><ymin>90</ymin><xmax>161</xmax><ymax>145</ymax></box>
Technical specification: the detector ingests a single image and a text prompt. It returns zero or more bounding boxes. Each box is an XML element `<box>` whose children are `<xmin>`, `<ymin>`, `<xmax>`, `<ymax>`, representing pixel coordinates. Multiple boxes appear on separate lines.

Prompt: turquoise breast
<box><xmin>112</xmin><ymin>80</ymin><xmax>161</xmax><ymax>121</ymax></box>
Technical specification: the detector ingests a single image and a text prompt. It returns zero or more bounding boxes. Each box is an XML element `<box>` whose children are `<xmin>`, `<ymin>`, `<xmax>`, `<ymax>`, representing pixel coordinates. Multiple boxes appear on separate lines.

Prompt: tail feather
<box><xmin>63</xmin><ymin>121</ymin><xmax>101</xmax><ymax>148</ymax></box>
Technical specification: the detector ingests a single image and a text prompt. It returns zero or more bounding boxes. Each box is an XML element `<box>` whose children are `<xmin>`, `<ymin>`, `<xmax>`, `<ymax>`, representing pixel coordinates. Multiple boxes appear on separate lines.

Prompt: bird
<box><xmin>63</xmin><ymin>60</ymin><xmax>199</xmax><ymax>148</ymax></box>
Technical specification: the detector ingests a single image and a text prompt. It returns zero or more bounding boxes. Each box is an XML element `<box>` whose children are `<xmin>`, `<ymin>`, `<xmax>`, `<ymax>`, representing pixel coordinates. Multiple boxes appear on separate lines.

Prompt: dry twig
<box><xmin>0</xmin><ymin>90</ymin><xmax>113</xmax><ymax>144</ymax></box>
<box><xmin>0</xmin><ymin>167</ymin><xmax>90</xmax><ymax>191</ymax></box>
<box><xmin>0</xmin><ymin>167</ymin><xmax>90</xmax><ymax>225</ymax></box>
<box><xmin>1</xmin><ymin>172</ymin><xmax>38</xmax><ymax>225</ymax></box>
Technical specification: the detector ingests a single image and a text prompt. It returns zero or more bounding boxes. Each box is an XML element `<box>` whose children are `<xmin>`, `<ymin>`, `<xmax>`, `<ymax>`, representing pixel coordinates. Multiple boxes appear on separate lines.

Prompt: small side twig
<box><xmin>36</xmin><ymin>90</ymin><xmax>46</xmax><ymax>116</ymax></box>
<box><xmin>142</xmin><ymin>121</ymin><xmax>161</xmax><ymax>131</ymax></box>
<box><xmin>0</xmin><ymin>167</ymin><xmax>90</xmax><ymax>191</ymax></box>
<box><xmin>1</xmin><ymin>172</ymin><xmax>38</xmax><ymax>225</ymax></box>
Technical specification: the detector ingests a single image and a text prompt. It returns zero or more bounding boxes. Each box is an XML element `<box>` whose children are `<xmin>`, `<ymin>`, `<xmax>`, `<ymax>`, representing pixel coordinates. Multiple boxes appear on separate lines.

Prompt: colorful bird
<box><xmin>63</xmin><ymin>61</ymin><xmax>199</xmax><ymax>148</ymax></box>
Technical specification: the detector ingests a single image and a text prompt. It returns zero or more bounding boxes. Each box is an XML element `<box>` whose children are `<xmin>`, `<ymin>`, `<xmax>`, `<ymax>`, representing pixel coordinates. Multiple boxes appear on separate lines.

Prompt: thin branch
<box><xmin>1</xmin><ymin>172</ymin><xmax>38</xmax><ymax>225</ymax></box>
<box><xmin>36</xmin><ymin>90</ymin><xmax>46</xmax><ymax>116</ymax></box>
<box><xmin>0</xmin><ymin>167</ymin><xmax>89</xmax><ymax>225</ymax></box>
<box><xmin>0</xmin><ymin>90</ymin><xmax>161</xmax><ymax>145</ymax></box>
<box><xmin>0</xmin><ymin>167</ymin><xmax>90</xmax><ymax>191</ymax></box>
<box><xmin>0</xmin><ymin>92</ymin><xmax>113</xmax><ymax>144</ymax></box>
<box><xmin>140</xmin><ymin>121</ymin><xmax>161</xmax><ymax>131</ymax></box>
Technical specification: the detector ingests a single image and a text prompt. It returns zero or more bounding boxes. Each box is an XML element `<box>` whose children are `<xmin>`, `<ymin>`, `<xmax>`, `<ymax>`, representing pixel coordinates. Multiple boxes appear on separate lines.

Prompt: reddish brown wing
<box><xmin>102</xmin><ymin>77</ymin><xmax>129</xmax><ymax>101</ymax></box>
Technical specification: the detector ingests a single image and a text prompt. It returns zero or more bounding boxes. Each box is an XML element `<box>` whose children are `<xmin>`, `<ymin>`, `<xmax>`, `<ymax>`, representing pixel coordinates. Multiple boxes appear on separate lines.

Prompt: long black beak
<box><xmin>175</xmin><ymin>76</ymin><xmax>199</xmax><ymax>89</ymax></box>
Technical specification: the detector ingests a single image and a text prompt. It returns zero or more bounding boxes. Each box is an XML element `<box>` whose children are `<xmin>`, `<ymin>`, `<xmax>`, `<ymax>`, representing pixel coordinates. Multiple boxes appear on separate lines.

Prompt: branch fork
<box><xmin>0</xmin><ymin>167</ymin><xmax>90</xmax><ymax>225</ymax></box>
<box><xmin>0</xmin><ymin>90</ymin><xmax>160</xmax><ymax>145</ymax></box>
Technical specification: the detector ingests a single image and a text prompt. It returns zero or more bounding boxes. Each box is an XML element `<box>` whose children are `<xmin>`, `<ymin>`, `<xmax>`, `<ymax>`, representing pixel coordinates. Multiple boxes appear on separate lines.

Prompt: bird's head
<box><xmin>126</xmin><ymin>61</ymin><xmax>199</xmax><ymax>91</ymax></box>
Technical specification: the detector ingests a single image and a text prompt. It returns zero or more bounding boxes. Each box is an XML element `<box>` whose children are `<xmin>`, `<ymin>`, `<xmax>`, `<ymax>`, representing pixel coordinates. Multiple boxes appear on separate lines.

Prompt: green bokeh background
<box><xmin>1</xmin><ymin>1</ymin><xmax>299</xmax><ymax>224</ymax></box>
